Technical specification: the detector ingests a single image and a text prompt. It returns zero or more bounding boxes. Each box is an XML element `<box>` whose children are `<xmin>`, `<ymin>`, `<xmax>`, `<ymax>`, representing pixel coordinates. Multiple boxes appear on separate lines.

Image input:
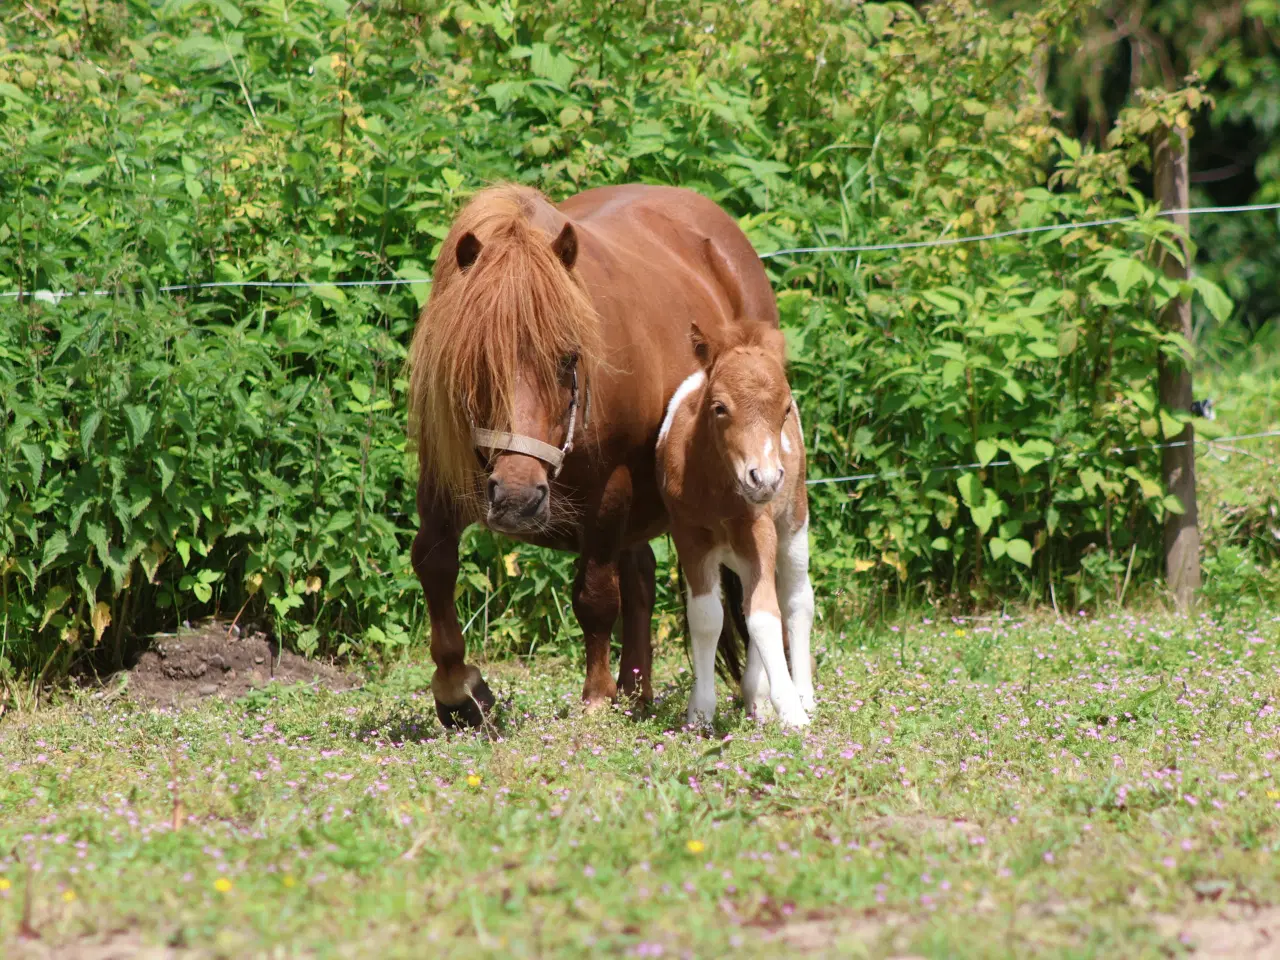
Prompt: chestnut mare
<box><xmin>407</xmin><ymin>183</ymin><xmax>777</xmax><ymax>727</ymax></box>
<box><xmin>656</xmin><ymin>320</ymin><xmax>815</xmax><ymax>728</ymax></box>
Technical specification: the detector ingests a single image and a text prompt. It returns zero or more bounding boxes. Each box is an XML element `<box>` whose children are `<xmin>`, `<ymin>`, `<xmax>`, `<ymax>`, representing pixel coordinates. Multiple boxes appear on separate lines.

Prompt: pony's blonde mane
<box><xmin>408</xmin><ymin>184</ymin><xmax>601</xmax><ymax>500</ymax></box>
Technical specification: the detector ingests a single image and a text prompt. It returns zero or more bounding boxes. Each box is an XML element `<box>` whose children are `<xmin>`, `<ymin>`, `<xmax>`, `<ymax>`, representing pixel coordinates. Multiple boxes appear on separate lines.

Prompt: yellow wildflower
<box><xmin>0</xmin><ymin>878</ymin><xmax>10</xmax><ymax>892</ymax></box>
<box><xmin>466</xmin><ymin>775</ymin><xmax>482</xmax><ymax>788</ymax></box>
<box><xmin>214</xmin><ymin>877</ymin><xmax>233</xmax><ymax>893</ymax></box>
<box><xmin>62</xmin><ymin>889</ymin><xmax>76</xmax><ymax>902</ymax></box>
<box><xmin>1267</xmin><ymin>790</ymin><xmax>1280</xmax><ymax>800</ymax></box>
<box><xmin>282</xmin><ymin>875</ymin><xmax>297</xmax><ymax>888</ymax></box>
<box><xmin>686</xmin><ymin>840</ymin><xmax>706</xmax><ymax>854</ymax></box>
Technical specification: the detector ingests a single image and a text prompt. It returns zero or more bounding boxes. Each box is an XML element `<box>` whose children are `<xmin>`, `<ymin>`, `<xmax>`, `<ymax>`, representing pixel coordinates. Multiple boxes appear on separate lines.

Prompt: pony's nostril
<box><xmin>487</xmin><ymin>477</ymin><xmax>501</xmax><ymax>505</ymax></box>
<box><xmin>521</xmin><ymin>483</ymin><xmax>550</xmax><ymax>517</ymax></box>
<box><xmin>748</xmin><ymin>468</ymin><xmax>761</xmax><ymax>487</ymax></box>
<box><xmin>775</xmin><ymin>468</ymin><xmax>785</xmax><ymax>487</ymax></box>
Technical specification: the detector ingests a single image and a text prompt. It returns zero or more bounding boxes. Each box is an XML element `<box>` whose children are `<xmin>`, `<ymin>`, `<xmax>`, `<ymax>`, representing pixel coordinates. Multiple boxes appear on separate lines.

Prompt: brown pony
<box><xmin>407</xmin><ymin>183</ymin><xmax>777</xmax><ymax>727</ymax></box>
<box><xmin>656</xmin><ymin>320</ymin><xmax>815</xmax><ymax>728</ymax></box>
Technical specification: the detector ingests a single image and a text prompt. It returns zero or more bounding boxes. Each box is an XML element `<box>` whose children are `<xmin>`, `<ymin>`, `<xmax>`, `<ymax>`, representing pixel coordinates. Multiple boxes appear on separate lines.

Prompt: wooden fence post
<box><xmin>1153</xmin><ymin>127</ymin><xmax>1200</xmax><ymax>612</ymax></box>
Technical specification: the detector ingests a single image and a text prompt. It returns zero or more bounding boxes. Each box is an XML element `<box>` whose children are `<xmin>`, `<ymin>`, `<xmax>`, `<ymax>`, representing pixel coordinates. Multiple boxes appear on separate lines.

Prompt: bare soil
<box><xmin>1157</xmin><ymin>905</ymin><xmax>1280</xmax><ymax>959</ymax></box>
<box><xmin>118</xmin><ymin>620</ymin><xmax>358</xmax><ymax>709</ymax></box>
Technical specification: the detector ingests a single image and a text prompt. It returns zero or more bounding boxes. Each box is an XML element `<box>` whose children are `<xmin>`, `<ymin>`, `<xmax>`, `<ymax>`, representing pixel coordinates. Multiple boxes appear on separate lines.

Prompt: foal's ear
<box><xmin>456</xmin><ymin>232</ymin><xmax>483</xmax><ymax>272</ymax></box>
<box><xmin>551</xmin><ymin>222</ymin><xmax>578</xmax><ymax>271</ymax></box>
<box><xmin>690</xmin><ymin>322</ymin><xmax>714</xmax><ymax>369</ymax></box>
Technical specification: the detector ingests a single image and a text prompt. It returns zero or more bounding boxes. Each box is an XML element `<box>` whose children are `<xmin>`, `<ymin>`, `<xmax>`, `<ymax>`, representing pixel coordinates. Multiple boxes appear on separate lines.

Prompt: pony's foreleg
<box><xmin>572</xmin><ymin>555</ymin><xmax>620</xmax><ymax>708</ymax></box>
<box><xmin>414</xmin><ymin>487</ymin><xmax>493</xmax><ymax>729</ymax></box>
<box><xmin>776</xmin><ymin>517</ymin><xmax>816</xmax><ymax>713</ymax></box>
<box><xmin>617</xmin><ymin>543</ymin><xmax>656</xmax><ymax>704</ymax></box>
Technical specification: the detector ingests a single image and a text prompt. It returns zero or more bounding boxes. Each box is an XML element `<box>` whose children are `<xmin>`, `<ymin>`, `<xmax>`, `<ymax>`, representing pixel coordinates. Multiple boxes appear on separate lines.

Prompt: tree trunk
<box><xmin>1153</xmin><ymin>127</ymin><xmax>1200</xmax><ymax>613</ymax></box>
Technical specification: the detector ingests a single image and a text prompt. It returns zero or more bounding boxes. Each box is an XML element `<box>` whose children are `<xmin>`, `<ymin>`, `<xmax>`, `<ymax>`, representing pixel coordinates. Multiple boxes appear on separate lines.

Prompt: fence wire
<box><xmin>4</xmin><ymin>201</ymin><xmax>1280</xmax><ymax>302</ymax></box>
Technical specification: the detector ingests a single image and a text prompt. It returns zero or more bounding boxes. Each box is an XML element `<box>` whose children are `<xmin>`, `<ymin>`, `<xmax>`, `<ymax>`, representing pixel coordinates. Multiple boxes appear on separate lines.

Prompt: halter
<box><xmin>471</xmin><ymin>359</ymin><xmax>587</xmax><ymax>480</ymax></box>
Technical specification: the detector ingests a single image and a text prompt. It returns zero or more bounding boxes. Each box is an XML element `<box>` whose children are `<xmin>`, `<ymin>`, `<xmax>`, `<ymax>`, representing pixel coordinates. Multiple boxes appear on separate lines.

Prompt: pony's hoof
<box><xmin>797</xmin><ymin>689</ymin><xmax>816</xmax><ymax>713</ymax></box>
<box><xmin>434</xmin><ymin>677</ymin><xmax>496</xmax><ymax>730</ymax></box>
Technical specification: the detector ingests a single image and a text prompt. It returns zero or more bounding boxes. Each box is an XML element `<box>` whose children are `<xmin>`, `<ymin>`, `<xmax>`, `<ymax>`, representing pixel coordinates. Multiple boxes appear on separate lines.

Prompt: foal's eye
<box><xmin>712</xmin><ymin>401</ymin><xmax>729</xmax><ymax>418</ymax></box>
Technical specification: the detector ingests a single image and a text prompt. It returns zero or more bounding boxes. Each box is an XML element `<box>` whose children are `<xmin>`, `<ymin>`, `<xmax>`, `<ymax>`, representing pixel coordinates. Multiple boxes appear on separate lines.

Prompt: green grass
<box><xmin>3</xmin><ymin>612</ymin><xmax>1280</xmax><ymax>958</ymax></box>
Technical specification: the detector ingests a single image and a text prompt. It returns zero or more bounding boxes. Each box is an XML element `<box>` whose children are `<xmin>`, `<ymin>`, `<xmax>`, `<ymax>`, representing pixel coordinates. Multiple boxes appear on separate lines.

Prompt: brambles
<box><xmin>0</xmin><ymin>0</ymin><xmax>1260</xmax><ymax>683</ymax></box>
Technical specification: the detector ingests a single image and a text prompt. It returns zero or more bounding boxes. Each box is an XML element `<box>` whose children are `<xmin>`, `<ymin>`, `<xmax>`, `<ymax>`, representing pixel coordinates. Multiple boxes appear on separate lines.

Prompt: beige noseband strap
<box><xmin>471</xmin><ymin>429</ymin><xmax>566</xmax><ymax>473</ymax></box>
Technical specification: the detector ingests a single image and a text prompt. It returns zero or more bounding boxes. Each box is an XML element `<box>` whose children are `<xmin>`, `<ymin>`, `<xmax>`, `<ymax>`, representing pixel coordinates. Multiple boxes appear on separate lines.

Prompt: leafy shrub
<box><xmin>0</xmin><ymin>0</ymin><xmax>1243</xmax><ymax>682</ymax></box>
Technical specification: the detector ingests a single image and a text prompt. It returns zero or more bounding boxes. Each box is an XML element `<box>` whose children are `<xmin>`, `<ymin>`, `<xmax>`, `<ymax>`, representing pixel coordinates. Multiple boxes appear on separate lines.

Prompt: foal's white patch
<box><xmin>686</xmin><ymin>588</ymin><xmax>724</xmax><ymax>725</ymax></box>
<box><xmin>780</xmin><ymin>430</ymin><xmax>791</xmax><ymax>455</ymax></box>
<box><xmin>777</xmin><ymin>519</ymin><xmax>816</xmax><ymax>712</ymax></box>
<box><xmin>745</xmin><ymin>610</ymin><xmax>809</xmax><ymax>727</ymax></box>
<box><xmin>763</xmin><ymin>436</ymin><xmax>773</xmax><ymax>459</ymax></box>
<box><xmin>658</xmin><ymin>371</ymin><xmax>706</xmax><ymax>446</ymax></box>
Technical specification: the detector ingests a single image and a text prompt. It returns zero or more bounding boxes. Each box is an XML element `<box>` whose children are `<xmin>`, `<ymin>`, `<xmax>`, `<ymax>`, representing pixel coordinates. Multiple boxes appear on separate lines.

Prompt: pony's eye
<box><xmin>559</xmin><ymin>352</ymin><xmax>579</xmax><ymax>375</ymax></box>
<box><xmin>712</xmin><ymin>401</ymin><xmax>729</xmax><ymax>418</ymax></box>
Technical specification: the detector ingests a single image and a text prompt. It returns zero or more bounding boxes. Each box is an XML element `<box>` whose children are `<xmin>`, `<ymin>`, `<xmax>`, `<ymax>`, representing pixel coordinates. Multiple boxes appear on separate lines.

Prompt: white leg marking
<box><xmin>745</xmin><ymin>611</ymin><xmax>809</xmax><ymax>728</ymax></box>
<box><xmin>686</xmin><ymin>587</ymin><xmax>723</xmax><ymax>727</ymax></box>
<box><xmin>658</xmin><ymin>371</ymin><xmax>706</xmax><ymax>446</ymax></box>
<box><xmin>777</xmin><ymin>519</ymin><xmax>816</xmax><ymax>712</ymax></box>
<box><xmin>741</xmin><ymin>635</ymin><xmax>772</xmax><ymax>719</ymax></box>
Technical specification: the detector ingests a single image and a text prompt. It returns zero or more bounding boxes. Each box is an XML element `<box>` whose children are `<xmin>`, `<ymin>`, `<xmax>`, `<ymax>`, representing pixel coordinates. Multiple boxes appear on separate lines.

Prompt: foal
<box><xmin>657</xmin><ymin>321</ymin><xmax>815</xmax><ymax>728</ymax></box>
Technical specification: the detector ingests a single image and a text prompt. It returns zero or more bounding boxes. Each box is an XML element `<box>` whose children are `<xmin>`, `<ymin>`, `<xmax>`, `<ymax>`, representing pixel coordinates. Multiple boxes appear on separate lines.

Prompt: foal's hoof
<box><xmin>434</xmin><ymin>677</ymin><xmax>496</xmax><ymax>730</ymax></box>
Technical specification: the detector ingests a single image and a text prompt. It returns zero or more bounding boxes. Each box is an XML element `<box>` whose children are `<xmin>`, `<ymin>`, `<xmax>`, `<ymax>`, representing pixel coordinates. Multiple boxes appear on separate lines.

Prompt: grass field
<box><xmin>2</xmin><ymin>611</ymin><xmax>1279</xmax><ymax>959</ymax></box>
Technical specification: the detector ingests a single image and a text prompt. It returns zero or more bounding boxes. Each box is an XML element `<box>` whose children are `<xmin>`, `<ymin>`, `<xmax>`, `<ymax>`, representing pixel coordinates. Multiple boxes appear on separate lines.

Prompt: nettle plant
<box><xmin>0</xmin><ymin>0</ymin><xmax>1233</xmax><ymax>683</ymax></box>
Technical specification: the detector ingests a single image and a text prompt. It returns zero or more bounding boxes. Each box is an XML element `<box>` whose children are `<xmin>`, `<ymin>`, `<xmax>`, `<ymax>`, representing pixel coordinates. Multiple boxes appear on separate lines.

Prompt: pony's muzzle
<box><xmin>486</xmin><ymin>475</ymin><xmax>551</xmax><ymax>531</ymax></box>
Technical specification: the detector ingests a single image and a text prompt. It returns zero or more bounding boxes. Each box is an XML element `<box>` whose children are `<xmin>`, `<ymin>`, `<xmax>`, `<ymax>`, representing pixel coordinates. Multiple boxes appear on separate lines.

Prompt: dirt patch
<box><xmin>863</xmin><ymin>815</ymin><xmax>983</xmax><ymax>837</ymax></box>
<box><xmin>9</xmin><ymin>930</ymin><xmax>203</xmax><ymax>959</ymax></box>
<box><xmin>120</xmin><ymin>620</ymin><xmax>358</xmax><ymax>710</ymax></box>
<box><xmin>1157</xmin><ymin>905</ymin><xmax>1280</xmax><ymax>958</ymax></box>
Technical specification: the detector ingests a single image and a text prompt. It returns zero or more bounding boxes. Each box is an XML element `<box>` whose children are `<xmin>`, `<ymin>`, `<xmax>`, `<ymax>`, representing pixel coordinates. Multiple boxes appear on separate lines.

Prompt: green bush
<box><xmin>0</xmin><ymin>0</ymin><xmax>1243</xmax><ymax>682</ymax></box>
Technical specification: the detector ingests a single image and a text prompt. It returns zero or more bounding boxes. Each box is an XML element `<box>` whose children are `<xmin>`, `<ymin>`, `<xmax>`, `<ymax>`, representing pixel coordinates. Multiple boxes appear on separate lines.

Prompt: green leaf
<box><xmin>80</xmin><ymin>411</ymin><xmax>103</xmax><ymax>457</ymax></box>
<box><xmin>124</xmin><ymin>405</ymin><xmax>154</xmax><ymax>448</ymax></box>
<box><xmin>975</xmin><ymin>440</ymin><xmax>999</xmax><ymax>467</ymax></box>
<box><xmin>1104</xmin><ymin>257</ymin><xmax>1153</xmax><ymax>298</ymax></box>
<box><xmin>1125</xmin><ymin>466</ymin><xmax>1162</xmax><ymax>500</ymax></box>
<box><xmin>309</xmin><ymin>283</ymin><xmax>347</xmax><ymax>305</ymax></box>
<box><xmin>1163</xmin><ymin>494</ymin><xmax>1186</xmax><ymax>515</ymax></box>
<box><xmin>39</xmin><ymin>586</ymin><xmax>73</xmax><ymax>631</ymax></box>
<box><xmin>1002</xmin><ymin>376</ymin><xmax>1026</xmax><ymax>403</ymax></box>
<box><xmin>530</xmin><ymin>42</ymin><xmax>577</xmax><ymax>88</ymax></box>
<box><xmin>65</xmin><ymin>165</ymin><xmax>107</xmax><ymax>186</ymax></box>
<box><xmin>39</xmin><ymin>531</ymin><xmax>69</xmax><ymax>573</ymax></box>
<box><xmin>0</xmin><ymin>82</ymin><xmax>33</xmax><ymax>105</ymax></box>
<box><xmin>21</xmin><ymin>443</ymin><xmax>44</xmax><ymax>488</ymax></box>
<box><xmin>989</xmin><ymin>536</ymin><xmax>1007</xmax><ymax>560</ymax></box>
<box><xmin>350</xmin><ymin>381</ymin><xmax>372</xmax><ymax>404</ymax></box>
<box><xmin>1190</xmin><ymin>276</ymin><xmax>1232</xmax><ymax>323</ymax></box>
<box><xmin>1159</xmin><ymin>410</ymin><xmax>1185</xmax><ymax>439</ymax></box>
<box><xmin>1006</xmin><ymin>538</ymin><xmax>1033</xmax><ymax>567</ymax></box>
<box><xmin>957</xmin><ymin>473</ymin><xmax>983</xmax><ymax>507</ymax></box>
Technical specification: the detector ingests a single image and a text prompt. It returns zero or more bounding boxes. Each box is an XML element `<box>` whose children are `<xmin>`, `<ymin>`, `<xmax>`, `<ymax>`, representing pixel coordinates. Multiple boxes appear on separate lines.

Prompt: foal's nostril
<box><xmin>748</xmin><ymin>468</ymin><xmax>761</xmax><ymax>487</ymax></box>
<box><xmin>775</xmin><ymin>467</ymin><xmax>785</xmax><ymax>488</ymax></box>
<box><xmin>487</xmin><ymin>477</ymin><xmax>501</xmax><ymax>505</ymax></box>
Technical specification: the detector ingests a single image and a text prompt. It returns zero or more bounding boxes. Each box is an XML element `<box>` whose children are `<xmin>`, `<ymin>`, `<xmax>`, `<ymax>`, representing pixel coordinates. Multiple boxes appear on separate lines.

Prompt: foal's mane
<box><xmin>407</xmin><ymin>185</ymin><xmax>600</xmax><ymax>499</ymax></box>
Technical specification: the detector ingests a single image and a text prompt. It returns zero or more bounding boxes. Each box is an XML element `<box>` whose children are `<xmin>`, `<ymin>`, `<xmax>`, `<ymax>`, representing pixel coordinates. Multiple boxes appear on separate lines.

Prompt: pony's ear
<box><xmin>551</xmin><ymin>222</ymin><xmax>578</xmax><ymax>271</ymax></box>
<box><xmin>456</xmin><ymin>232</ymin><xmax>482</xmax><ymax>271</ymax></box>
<box><xmin>690</xmin><ymin>322</ymin><xmax>715</xmax><ymax>369</ymax></box>
<box><xmin>757</xmin><ymin>325</ymin><xmax>788</xmax><ymax>364</ymax></box>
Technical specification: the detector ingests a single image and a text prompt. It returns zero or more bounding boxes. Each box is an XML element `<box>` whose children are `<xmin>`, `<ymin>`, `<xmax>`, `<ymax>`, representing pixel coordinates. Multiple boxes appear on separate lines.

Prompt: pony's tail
<box><xmin>676</xmin><ymin>562</ymin><xmax>746</xmax><ymax>689</ymax></box>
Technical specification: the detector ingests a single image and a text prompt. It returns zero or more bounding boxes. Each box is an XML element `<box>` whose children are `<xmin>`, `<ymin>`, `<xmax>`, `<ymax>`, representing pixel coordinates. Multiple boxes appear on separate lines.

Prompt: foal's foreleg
<box><xmin>680</xmin><ymin>554</ymin><xmax>723</xmax><ymax>727</ymax></box>
<box><xmin>776</xmin><ymin>518</ymin><xmax>816</xmax><ymax>712</ymax></box>
<box><xmin>738</xmin><ymin>524</ymin><xmax>809</xmax><ymax>728</ymax></box>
